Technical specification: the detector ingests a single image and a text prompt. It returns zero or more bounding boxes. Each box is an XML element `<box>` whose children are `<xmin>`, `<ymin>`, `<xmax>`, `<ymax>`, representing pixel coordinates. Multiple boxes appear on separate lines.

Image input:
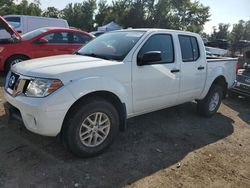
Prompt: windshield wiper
<box><xmin>82</xmin><ymin>53</ymin><xmax>111</xmax><ymax>60</ymax></box>
<box><xmin>75</xmin><ymin>51</ymin><xmax>82</xmax><ymax>55</ymax></box>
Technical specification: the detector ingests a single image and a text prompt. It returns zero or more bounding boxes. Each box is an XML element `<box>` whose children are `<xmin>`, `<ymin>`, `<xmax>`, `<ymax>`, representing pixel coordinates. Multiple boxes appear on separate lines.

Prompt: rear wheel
<box><xmin>197</xmin><ymin>85</ymin><xmax>223</xmax><ymax>117</ymax></box>
<box><xmin>5</xmin><ymin>55</ymin><xmax>29</xmax><ymax>74</ymax></box>
<box><xmin>62</xmin><ymin>98</ymin><xmax>119</xmax><ymax>157</ymax></box>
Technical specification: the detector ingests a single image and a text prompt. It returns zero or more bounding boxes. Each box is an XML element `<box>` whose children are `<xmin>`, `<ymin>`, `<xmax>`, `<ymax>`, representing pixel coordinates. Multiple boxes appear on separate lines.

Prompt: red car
<box><xmin>0</xmin><ymin>16</ymin><xmax>94</xmax><ymax>73</ymax></box>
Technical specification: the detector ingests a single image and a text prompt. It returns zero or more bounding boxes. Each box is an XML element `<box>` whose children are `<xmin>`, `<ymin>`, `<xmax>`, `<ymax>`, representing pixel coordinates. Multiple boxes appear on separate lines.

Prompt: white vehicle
<box><xmin>0</xmin><ymin>15</ymin><xmax>69</xmax><ymax>38</ymax></box>
<box><xmin>4</xmin><ymin>29</ymin><xmax>238</xmax><ymax>157</ymax></box>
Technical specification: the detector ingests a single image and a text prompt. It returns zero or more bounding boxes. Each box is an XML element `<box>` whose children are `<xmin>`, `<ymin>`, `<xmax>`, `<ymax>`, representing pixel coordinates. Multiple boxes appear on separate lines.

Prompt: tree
<box><xmin>95</xmin><ymin>0</ymin><xmax>111</xmax><ymax>27</ymax></box>
<box><xmin>15</xmin><ymin>0</ymin><xmax>42</xmax><ymax>16</ymax></box>
<box><xmin>62</xmin><ymin>0</ymin><xmax>96</xmax><ymax>31</ymax></box>
<box><xmin>230</xmin><ymin>20</ymin><xmax>250</xmax><ymax>42</ymax></box>
<box><xmin>210</xmin><ymin>23</ymin><xmax>230</xmax><ymax>40</ymax></box>
<box><xmin>95</xmin><ymin>0</ymin><xmax>210</xmax><ymax>33</ymax></box>
<box><xmin>42</xmin><ymin>7</ymin><xmax>60</xmax><ymax>18</ymax></box>
<box><xmin>0</xmin><ymin>0</ymin><xmax>17</xmax><ymax>15</ymax></box>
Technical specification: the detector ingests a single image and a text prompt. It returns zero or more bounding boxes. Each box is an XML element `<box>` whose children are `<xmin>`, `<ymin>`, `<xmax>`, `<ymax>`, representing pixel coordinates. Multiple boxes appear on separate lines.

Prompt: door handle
<box><xmin>171</xmin><ymin>69</ymin><xmax>180</xmax><ymax>73</ymax></box>
<box><xmin>197</xmin><ymin>66</ymin><xmax>205</xmax><ymax>70</ymax></box>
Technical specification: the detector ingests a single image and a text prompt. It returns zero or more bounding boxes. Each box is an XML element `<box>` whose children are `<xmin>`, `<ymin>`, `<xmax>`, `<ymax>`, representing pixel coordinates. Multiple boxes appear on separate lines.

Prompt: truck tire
<box><xmin>197</xmin><ymin>85</ymin><xmax>223</xmax><ymax>117</ymax></box>
<box><xmin>5</xmin><ymin>55</ymin><xmax>29</xmax><ymax>74</ymax></box>
<box><xmin>62</xmin><ymin>98</ymin><xmax>119</xmax><ymax>157</ymax></box>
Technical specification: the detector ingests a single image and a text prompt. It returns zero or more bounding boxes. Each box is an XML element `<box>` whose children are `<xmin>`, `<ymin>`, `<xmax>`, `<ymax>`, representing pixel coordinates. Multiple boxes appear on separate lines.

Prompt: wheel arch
<box><xmin>61</xmin><ymin>90</ymin><xmax>127</xmax><ymax>136</ymax></box>
<box><xmin>211</xmin><ymin>76</ymin><xmax>228</xmax><ymax>98</ymax></box>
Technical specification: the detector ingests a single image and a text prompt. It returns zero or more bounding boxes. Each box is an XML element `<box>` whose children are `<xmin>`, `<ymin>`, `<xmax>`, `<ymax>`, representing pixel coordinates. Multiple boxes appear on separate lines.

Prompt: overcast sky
<box><xmin>19</xmin><ymin>0</ymin><xmax>250</xmax><ymax>33</ymax></box>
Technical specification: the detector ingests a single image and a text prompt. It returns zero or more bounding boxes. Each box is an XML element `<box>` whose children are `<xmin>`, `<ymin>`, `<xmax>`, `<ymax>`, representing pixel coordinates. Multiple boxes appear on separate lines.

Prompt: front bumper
<box><xmin>4</xmin><ymin>87</ymin><xmax>76</xmax><ymax>136</ymax></box>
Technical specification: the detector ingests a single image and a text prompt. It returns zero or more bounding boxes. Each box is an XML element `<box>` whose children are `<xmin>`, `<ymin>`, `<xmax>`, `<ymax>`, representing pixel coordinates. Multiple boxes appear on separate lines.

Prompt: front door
<box><xmin>32</xmin><ymin>31</ymin><xmax>72</xmax><ymax>58</ymax></box>
<box><xmin>132</xmin><ymin>33</ymin><xmax>180</xmax><ymax>114</ymax></box>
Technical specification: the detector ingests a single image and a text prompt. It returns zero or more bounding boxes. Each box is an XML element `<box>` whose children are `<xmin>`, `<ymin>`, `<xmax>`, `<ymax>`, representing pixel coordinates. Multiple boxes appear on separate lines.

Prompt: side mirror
<box><xmin>37</xmin><ymin>38</ymin><xmax>48</xmax><ymax>44</ymax></box>
<box><xmin>137</xmin><ymin>51</ymin><xmax>162</xmax><ymax>66</ymax></box>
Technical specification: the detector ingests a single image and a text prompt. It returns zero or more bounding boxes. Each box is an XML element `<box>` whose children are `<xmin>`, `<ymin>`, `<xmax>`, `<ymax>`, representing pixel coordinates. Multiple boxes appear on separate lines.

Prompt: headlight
<box><xmin>25</xmin><ymin>78</ymin><xmax>63</xmax><ymax>97</ymax></box>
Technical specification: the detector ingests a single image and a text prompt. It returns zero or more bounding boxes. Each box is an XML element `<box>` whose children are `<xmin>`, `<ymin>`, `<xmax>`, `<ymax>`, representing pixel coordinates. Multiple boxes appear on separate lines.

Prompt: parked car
<box><xmin>0</xmin><ymin>16</ymin><xmax>94</xmax><ymax>73</ymax></box>
<box><xmin>0</xmin><ymin>15</ymin><xmax>69</xmax><ymax>38</ymax></box>
<box><xmin>4</xmin><ymin>29</ymin><xmax>238</xmax><ymax>157</ymax></box>
<box><xmin>229</xmin><ymin>64</ymin><xmax>250</xmax><ymax>97</ymax></box>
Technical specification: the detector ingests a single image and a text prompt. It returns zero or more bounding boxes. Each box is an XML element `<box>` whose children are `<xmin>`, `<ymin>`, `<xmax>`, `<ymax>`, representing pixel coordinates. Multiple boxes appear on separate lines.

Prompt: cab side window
<box><xmin>138</xmin><ymin>34</ymin><xmax>174</xmax><ymax>64</ymax></box>
<box><xmin>179</xmin><ymin>35</ymin><xmax>200</xmax><ymax>62</ymax></box>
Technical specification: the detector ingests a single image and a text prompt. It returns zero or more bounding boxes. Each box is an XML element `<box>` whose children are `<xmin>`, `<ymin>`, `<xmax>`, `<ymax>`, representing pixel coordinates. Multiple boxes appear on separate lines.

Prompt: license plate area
<box><xmin>6</xmin><ymin>72</ymin><xmax>20</xmax><ymax>95</ymax></box>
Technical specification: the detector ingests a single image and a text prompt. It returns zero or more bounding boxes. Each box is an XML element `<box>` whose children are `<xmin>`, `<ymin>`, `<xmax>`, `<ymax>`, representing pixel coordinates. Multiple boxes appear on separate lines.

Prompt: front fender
<box><xmin>65</xmin><ymin>76</ymin><xmax>133</xmax><ymax>115</ymax></box>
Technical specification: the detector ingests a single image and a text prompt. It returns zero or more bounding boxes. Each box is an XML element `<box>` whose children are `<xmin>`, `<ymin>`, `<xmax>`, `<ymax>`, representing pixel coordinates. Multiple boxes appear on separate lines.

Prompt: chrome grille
<box><xmin>237</xmin><ymin>74</ymin><xmax>250</xmax><ymax>85</ymax></box>
<box><xmin>5</xmin><ymin>72</ymin><xmax>30</xmax><ymax>97</ymax></box>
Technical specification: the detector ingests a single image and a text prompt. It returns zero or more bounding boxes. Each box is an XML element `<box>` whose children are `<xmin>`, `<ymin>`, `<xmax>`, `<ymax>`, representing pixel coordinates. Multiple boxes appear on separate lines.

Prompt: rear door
<box><xmin>132</xmin><ymin>33</ymin><xmax>180</xmax><ymax>113</ymax></box>
<box><xmin>67</xmin><ymin>32</ymin><xmax>93</xmax><ymax>53</ymax></box>
<box><xmin>178</xmin><ymin>35</ymin><xmax>206</xmax><ymax>102</ymax></box>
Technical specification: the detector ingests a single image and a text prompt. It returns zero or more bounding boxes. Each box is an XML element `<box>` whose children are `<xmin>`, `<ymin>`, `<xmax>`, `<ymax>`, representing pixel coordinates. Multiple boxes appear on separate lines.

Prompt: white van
<box><xmin>0</xmin><ymin>15</ymin><xmax>69</xmax><ymax>38</ymax></box>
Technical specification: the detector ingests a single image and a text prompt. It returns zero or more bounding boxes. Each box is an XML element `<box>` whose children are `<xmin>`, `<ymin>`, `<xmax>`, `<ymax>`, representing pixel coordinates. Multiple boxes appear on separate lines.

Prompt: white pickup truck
<box><xmin>4</xmin><ymin>29</ymin><xmax>237</xmax><ymax>157</ymax></box>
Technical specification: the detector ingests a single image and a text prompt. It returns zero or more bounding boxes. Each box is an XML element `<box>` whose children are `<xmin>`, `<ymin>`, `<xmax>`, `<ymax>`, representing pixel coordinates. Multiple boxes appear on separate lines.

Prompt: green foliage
<box><xmin>61</xmin><ymin>0</ymin><xmax>96</xmax><ymax>31</ymax></box>
<box><xmin>0</xmin><ymin>0</ymin><xmax>17</xmax><ymax>15</ymax></box>
<box><xmin>94</xmin><ymin>0</ymin><xmax>210</xmax><ymax>33</ymax></box>
<box><xmin>0</xmin><ymin>0</ymin><xmax>42</xmax><ymax>16</ymax></box>
<box><xmin>208</xmin><ymin>20</ymin><xmax>250</xmax><ymax>41</ymax></box>
<box><xmin>42</xmin><ymin>7</ymin><xmax>60</xmax><ymax>18</ymax></box>
<box><xmin>209</xmin><ymin>23</ymin><xmax>230</xmax><ymax>40</ymax></box>
<box><xmin>230</xmin><ymin>20</ymin><xmax>250</xmax><ymax>42</ymax></box>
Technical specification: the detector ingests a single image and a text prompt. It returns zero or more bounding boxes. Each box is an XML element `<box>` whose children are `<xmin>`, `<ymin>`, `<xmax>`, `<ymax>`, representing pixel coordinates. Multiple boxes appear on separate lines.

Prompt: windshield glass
<box><xmin>4</xmin><ymin>17</ymin><xmax>21</xmax><ymax>28</ymax></box>
<box><xmin>77</xmin><ymin>31</ymin><xmax>145</xmax><ymax>61</ymax></box>
<box><xmin>22</xmin><ymin>28</ymin><xmax>49</xmax><ymax>40</ymax></box>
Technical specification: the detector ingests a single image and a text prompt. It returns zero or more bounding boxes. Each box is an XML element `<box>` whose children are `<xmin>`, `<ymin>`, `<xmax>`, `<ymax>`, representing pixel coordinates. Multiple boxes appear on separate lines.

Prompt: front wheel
<box><xmin>62</xmin><ymin>98</ymin><xmax>120</xmax><ymax>157</ymax></box>
<box><xmin>197</xmin><ymin>85</ymin><xmax>223</xmax><ymax>117</ymax></box>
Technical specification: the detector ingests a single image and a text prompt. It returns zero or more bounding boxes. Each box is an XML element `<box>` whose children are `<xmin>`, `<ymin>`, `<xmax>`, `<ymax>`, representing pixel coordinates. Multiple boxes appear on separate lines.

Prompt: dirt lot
<box><xmin>0</xmin><ymin>76</ymin><xmax>249</xmax><ymax>188</ymax></box>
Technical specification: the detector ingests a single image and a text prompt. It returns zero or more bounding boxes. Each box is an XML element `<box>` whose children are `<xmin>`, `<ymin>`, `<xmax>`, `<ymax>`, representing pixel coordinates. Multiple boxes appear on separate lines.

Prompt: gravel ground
<box><xmin>0</xmin><ymin>76</ymin><xmax>249</xmax><ymax>188</ymax></box>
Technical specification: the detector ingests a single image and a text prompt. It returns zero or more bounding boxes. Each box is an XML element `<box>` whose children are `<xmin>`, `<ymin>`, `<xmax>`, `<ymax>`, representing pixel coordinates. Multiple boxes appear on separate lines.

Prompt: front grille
<box><xmin>237</xmin><ymin>74</ymin><xmax>250</xmax><ymax>85</ymax></box>
<box><xmin>5</xmin><ymin>72</ymin><xmax>30</xmax><ymax>97</ymax></box>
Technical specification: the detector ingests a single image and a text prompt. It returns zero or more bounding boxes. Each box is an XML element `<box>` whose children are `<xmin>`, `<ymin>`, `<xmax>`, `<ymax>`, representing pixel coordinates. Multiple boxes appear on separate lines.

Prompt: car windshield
<box><xmin>77</xmin><ymin>31</ymin><xmax>145</xmax><ymax>61</ymax></box>
<box><xmin>22</xmin><ymin>28</ymin><xmax>49</xmax><ymax>40</ymax></box>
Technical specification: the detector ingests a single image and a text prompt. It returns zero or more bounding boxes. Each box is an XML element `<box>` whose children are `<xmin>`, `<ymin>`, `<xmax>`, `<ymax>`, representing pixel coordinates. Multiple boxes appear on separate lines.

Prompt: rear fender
<box><xmin>199</xmin><ymin>66</ymin><xmax>227</xmax><ymax>99</ymax></box>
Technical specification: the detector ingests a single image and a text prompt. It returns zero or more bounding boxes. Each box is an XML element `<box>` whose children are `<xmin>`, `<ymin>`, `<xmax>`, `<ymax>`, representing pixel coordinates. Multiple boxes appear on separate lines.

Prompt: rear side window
<box><xmin>179</xmin><ymin>35</ymin><xmax>200</xmax><ymax>62</ymax></box>
<box><xmin>5</xmin><ymin>17</ymin><xmax>21</xmax><ymax>28</ymax></box>
<box><xmin>72</xmin><ymin>32</ymin><xmax>92</xmax><ymax>44</ymax></box>
<box><xmin>138</xmin><ymin>34</ymin><xmax>174</xmax><ymax>64</ymax></box>
<box><xmin>44</xmin><ymin>32</ymin><xmax>69</xmax><ymax>44</ymax></box>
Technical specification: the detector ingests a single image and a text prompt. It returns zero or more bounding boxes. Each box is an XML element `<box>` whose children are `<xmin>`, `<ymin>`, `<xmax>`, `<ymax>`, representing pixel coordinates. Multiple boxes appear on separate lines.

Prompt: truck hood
<box><xmin>12</xmin><ymin>55</ymin><xmax>123</xmax><ymax>82</ymax></box>
<box><xmin>0</xmin><ymin>16</ymin><xmax>22</xmax><ymax>40</ymax></box>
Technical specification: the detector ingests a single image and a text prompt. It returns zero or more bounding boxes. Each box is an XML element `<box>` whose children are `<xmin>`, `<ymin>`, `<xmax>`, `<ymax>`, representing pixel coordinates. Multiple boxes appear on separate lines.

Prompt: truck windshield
<box><xmin>22</xmin><ymin>28</ymin><xmax>49</xmax><ymax>40</ymax></box>
<box><xmin>77</xmin><ymin>31</ymin><xmax>145</xmax><ymax>61</ymax></box>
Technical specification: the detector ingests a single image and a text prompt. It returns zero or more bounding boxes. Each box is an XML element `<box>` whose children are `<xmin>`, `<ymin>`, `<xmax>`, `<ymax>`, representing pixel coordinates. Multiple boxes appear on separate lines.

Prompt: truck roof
<box><xmin>113</xmin><ymin>28</ymin><xmax>200</xmax><ymax>36</ymax></box>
